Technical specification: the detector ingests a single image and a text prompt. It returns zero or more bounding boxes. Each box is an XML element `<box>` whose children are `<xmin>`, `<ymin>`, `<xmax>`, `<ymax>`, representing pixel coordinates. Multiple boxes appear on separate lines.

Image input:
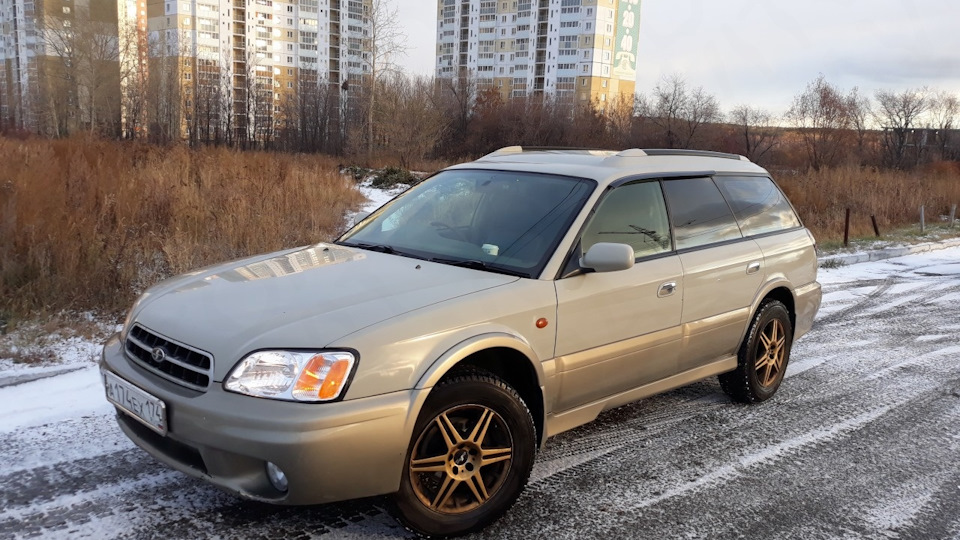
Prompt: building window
<box><xmin>287</xmin><ymin>81</ymin><xmax>293</xmax><ymax>88</ymax></box>
<box><xmin>62</xmin><ymin>6</ymin><xmax>70</xmax><ymax>13</ymax></box>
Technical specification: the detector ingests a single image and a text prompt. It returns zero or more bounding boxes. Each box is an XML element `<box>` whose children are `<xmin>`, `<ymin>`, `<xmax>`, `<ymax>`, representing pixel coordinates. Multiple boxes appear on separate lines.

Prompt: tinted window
<box><xmin>581</xmin><ymin>181</ymin><xmax>671</xmax><ymax>258</ymax></box>
<box><xmin>662</xmin><ymin>177</ymin><xmax>742</xmax><ymax>250</ymax></box>
<box><xmin>715</xmin><ymin>176</ymin><xmax>801</xmax><ymax>236</ymax></box>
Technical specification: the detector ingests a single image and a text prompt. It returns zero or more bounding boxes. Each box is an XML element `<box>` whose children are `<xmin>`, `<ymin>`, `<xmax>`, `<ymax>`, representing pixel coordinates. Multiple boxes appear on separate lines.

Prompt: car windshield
<box><xmin>337</xmin><ymin>169</ymin><xmax>595</xmax><ymax>278</ymax></box>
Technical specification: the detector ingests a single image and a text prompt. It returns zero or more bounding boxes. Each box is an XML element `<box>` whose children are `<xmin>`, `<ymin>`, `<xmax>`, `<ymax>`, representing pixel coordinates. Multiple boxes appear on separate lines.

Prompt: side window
<box><xmin>662</xmin><ymin>177</ymin><xmax>742</xmax><ymax>250</ymax></box>
<box><xmin>715</xmin><ymin>176</ymin><xmax>801</xmax><ymax>236</ymax></box>
<box><xmin>581</xmin><ymin>181</ymin><xmax>671</xmax><ymax>258</ymax></box>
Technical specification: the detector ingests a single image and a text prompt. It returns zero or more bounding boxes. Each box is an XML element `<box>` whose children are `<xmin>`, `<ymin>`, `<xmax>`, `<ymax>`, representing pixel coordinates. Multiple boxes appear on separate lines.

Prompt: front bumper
<box><xmin>100</xmin><ymin>334</ymin><xmax>429</xmax><ymax>504</ymax></box>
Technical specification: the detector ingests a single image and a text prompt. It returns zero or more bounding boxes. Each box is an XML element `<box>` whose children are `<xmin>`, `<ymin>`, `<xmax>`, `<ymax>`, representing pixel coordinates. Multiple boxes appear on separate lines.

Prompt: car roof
<box><xmin>446</xmin><ymin>147</ymin><xmax>770</xmax><ymax>187</ymax></box>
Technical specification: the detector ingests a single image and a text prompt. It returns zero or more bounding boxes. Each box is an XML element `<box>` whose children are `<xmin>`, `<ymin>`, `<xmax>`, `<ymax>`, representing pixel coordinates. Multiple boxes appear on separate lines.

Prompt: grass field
<box><xmin>0</xmin><ymin>137</ymin><xmax>365</xmax><ymax>325</ymax></box>
<box><xmin>2</xmin><ymin>137</ymin><xmax>959</xmax><ymax>331</ymax></box>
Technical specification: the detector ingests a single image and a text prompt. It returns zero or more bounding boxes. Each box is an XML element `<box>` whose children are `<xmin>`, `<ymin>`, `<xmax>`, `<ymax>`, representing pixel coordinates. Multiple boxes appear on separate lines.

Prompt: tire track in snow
<box><xmin>0</xmin><ymin>449</ymin><xmax>162</xmax><ymax>510</ymax></box>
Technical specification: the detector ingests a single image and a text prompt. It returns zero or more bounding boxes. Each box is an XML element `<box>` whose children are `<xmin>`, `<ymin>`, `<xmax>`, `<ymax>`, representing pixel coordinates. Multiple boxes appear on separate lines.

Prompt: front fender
<box><xmin>415</xmin><ymin>331</ymin><xmax>545</xmax><ymax>390</ymax></box>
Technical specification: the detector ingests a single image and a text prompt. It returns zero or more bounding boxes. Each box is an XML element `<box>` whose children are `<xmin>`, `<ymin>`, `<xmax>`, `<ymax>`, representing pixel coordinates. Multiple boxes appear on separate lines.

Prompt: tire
<box><xmin>393</xmin><ymin>371</ymin><xmax>536</xmax><ymax>537</ymax></box>
<box><xmin>719</xmin><ymin>299</ymin><xmax>793</xmax><ymax>403</ymax></box>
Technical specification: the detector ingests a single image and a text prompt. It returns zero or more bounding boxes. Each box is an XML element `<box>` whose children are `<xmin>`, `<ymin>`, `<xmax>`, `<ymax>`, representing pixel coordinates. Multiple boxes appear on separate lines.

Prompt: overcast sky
<box><xmin>396</xmin><ymin>0</ymin><xmax>960</xmax><ymax>115</ymax></box>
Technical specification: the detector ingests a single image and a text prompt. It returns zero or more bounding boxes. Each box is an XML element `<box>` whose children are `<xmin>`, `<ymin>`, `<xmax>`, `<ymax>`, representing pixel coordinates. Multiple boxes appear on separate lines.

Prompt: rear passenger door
<box><xmin>661</xmin><ymin>177</ymin><xmax>765</xmax><ymax>373</ymax></box>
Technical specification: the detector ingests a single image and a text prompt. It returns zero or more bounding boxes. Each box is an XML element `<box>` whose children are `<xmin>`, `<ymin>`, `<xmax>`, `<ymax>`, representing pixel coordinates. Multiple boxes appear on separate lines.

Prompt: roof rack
<box><xmin>638</xmin><ymin>149</ymin><xmax>749</xmax><ymax>161</ymax></box>
<box><xmin>481</xmin><ymin>146</ymin><xmax>750</xmax><ymax>162</ymax></box>
<box><xmin>481</xmin><ymin>146</ymin><xmax>611</xmax><ymax>158</ymax></box>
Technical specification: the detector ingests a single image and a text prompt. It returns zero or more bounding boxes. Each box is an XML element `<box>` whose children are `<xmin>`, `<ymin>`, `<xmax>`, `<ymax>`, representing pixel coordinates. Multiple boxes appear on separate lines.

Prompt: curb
<box><xmin>819</xmin><ymin>238</ymin><xmax>960</xmax><ymax>267</ymax></box>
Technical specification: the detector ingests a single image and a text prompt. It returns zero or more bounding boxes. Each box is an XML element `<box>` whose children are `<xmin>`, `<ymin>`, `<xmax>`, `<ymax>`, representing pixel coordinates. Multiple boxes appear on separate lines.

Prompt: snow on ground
<box><xmin>2</xmin><ymin>217</ymin><xmax>960</xmax><ymax>538</ymax></box>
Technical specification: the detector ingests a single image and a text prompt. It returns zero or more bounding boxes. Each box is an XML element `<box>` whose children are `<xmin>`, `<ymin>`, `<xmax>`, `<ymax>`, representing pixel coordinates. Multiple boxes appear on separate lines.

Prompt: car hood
<box><xmin>131</xmin><ymin>243</ymin><xmax>519</xmax><ymax>381</ymax></box>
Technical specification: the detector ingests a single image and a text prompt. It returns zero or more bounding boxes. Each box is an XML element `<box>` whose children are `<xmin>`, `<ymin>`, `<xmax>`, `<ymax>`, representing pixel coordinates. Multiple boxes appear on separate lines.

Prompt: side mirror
<box><xmin>580</xmin><ymin>243</ymin><xmax>635</xmax><ymax>273</ymax></box>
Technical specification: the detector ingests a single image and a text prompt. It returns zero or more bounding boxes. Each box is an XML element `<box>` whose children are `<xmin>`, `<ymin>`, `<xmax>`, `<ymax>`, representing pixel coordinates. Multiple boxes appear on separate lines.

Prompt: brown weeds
<box><xmin>777</xmin><ymin>165</ymin><xmax>960</xmax><ymax>243</ymax></box>
<box><xmin>0</xmin><ymin>137</ymin><xmax>365</xmax><ymax>321</ymax></box>
<box><xmin>2</xmin><ymin>136</ymin><xmax>959</xmax><ymax>323</ymax></box>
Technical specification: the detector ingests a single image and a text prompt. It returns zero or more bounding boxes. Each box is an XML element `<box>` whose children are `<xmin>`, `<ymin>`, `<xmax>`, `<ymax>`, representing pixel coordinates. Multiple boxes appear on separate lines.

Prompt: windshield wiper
<box><xmin>429</xmin><ymin>258</ymin><xmax>530</xmax><ymax>278</ymax></box>
<box><xmin>338</xmin><ymin>242</ymin><xmax>425</xmax><ymax>260</ymax></box>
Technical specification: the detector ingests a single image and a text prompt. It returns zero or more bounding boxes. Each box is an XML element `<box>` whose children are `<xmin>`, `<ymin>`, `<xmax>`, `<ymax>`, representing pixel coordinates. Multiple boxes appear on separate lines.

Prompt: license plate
<box><xmin>103</xmin><ymin>371</ymin><xmax>167</xmax><ymax>435</ymax></box>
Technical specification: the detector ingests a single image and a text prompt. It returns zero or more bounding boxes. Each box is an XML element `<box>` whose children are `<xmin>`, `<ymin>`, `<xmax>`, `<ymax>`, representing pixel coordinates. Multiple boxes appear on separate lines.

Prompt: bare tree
<box><xmin>926</xmin><ymin>90</ymin><xmax>958</xmax><ymax>161</ymax></box>
<box><xmin>678</xmin><ymin>86</ymin><xmax>721</xmax><ymax>148</ymax></box>
<box><xmin>874</xmin><ymin>87</ymin><xmax>929</xmax><ymax>169</ymax></box>
<box><xmin>375</xmin><ymin>73</ymin><xmax>447</xmax><ymax>166</ymax></box>
<box><xmin>785</xmin><ymin>75</ymin><xmax>853</xmax><ymax>170</ymax></box>
<box><xmin>36</xmin><ymin>5</ymin><xmax>122</xmax><ymax>136</ymax></box>
<box><xmin>360</xmin><ymin>0</ymin><xmax>409</xmax><ymax>158</ymax></box>
<box><xmin>729</xmin><ymin>105</ymin><xmax>779</xmax><ymax>164</ymax></box>
<box><xmin>642</xmin><ymin>74</ymin><xmax>720</xmax><ymax>149</ymax></box>
<box><xmin>437</xmin><ymin>69</ymin><xmax>477</xmax><ymax>156</ymax></box>
<box><xmin>846</xmin><ymin>87</ymin><xmax>872</xmax><ymax>161</ymax></box>
<box><xmin>145</xmin><ymin>31</ymin><xmax>185</xmax><ymax>144</ymax></box>
<box><xmin>605</xmin><ymin>93</ymin><xmax>638</xmax><ymax>148</ymax></box>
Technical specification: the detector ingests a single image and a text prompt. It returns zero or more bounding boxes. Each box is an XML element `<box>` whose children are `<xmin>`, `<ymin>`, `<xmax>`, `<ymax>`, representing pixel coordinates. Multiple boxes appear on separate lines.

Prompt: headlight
<box><xmin>224</xmin><ymin>350</ymin><xmax>357</xmax><ymax>402</ymax></box>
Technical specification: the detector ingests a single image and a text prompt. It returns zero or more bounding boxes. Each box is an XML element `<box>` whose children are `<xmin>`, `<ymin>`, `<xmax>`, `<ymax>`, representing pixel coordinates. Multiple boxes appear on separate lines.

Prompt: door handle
<box><xmin>746</xmin><ymin>261</ymin><xmax>761</xmax><ymax>275</ymax></box>
<box><xmin>658</xmin><ymin>282</ymin><xmax>677</xmax><ymax>298</ymax></box>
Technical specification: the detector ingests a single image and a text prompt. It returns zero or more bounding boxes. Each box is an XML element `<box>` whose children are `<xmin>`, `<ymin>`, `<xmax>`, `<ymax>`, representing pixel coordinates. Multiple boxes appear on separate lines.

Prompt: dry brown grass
<box><xmin>2</xmin><ymin>136</ymin><xmax>959</xmax><ymax>324</ymax></box>
<box><xmin>0</xmin><ymin>136</ymin><xmax>365</xmax><ymax>322</ymax></box>
<box><xmin>777</xmin><ymin>164</ymin><xmax>960</xmax><ymax>243</ymax></box>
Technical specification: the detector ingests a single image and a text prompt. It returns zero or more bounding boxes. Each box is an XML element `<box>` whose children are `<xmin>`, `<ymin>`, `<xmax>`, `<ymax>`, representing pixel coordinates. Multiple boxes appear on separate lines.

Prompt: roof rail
<box><xmin>640</xmin><ymin>149</ymin><xmax>750</xmax><ymax>161</ymax></box>
<box><xmin>481</xmin><ymin>146</ymin><xmax>611</xmax><ymax>159</ymax></box>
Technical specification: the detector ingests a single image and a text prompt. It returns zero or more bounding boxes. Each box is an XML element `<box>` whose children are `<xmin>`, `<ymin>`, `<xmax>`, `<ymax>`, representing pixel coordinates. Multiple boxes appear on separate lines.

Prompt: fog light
<box><xmin>266</xmin><ymin>461</ymin><xmax>288</xmax><ymax>493</ymax></box>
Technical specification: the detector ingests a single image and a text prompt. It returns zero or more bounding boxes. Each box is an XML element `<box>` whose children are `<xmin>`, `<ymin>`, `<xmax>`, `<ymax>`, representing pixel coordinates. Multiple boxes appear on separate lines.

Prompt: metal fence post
<box><xmin>920</xmin><ymin>205</ymin><xmax>925</xmax><ymax>233</ymax></box>
<box><xmin>844</xmin><ymin>208</ymin><xmax>851</xmax><ymax>247</ymax></box>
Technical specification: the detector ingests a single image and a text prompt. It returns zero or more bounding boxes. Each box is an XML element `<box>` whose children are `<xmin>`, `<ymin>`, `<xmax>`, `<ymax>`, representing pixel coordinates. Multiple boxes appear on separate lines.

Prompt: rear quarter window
<box><xmin>715</xmin><ymin>176</ymin><xmax>801</xmax><ymax>237</ymax></box>
<box><xmin>662</xmin><ymin>177</ymin><xmax>742</xmax><ymax>250</ymax></box>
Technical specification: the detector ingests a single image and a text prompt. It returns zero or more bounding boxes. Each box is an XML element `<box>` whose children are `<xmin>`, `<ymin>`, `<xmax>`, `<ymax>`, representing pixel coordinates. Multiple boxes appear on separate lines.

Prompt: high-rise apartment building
<box><xmin>1</xmin><ymin>0</ymin><xmax>371</xmax><ymax>139</ymax></box>
<box><xmin>436</xmin><ymin>0</ymin><xmax>641</xmax><ymax>105</ymax></box>
<box><xmin>149</xmin><ymin>0</ymin><xmax>371</xmax><ymax>140</ymax></box>
<box><xmin>1</xmin><ymin>0</ymin><xmax>127</xmax><ymax>134</ymax></box>
<box><xmin>0</xmin><ymin>0</ymin><xmax>39</xmax><ymax>130</ymax></box>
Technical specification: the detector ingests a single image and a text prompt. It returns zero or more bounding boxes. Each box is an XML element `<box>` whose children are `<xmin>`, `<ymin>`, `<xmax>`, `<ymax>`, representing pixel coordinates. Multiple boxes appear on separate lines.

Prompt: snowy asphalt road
<box><xmin>2</xmin><ymin>247</ymin><xmax>960</xmax><ymax>540</ymax></box>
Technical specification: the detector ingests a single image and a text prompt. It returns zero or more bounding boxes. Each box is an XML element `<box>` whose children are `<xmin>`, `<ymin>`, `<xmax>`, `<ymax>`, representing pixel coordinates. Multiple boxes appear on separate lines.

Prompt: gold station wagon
<box><xmin>101</xmin><ymin>148</ymin><xmax>821</xmax><ymax>536</ymax></box>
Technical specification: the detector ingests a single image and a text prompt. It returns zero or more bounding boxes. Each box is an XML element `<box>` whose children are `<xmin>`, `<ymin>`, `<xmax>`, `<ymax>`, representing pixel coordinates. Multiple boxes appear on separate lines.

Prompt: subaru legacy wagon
<box><xmin>101</xmin><ymin>147</ymin><xmax>821</xmax><ymax>536</ymax></box>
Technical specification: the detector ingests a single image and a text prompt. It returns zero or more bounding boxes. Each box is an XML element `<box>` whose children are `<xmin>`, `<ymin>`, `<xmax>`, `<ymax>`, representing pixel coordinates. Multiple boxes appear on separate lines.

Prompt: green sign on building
<box><xmin>613</xmin><ymin>0</ymin><xmax>640</xmax><ymax>80</ymax></box>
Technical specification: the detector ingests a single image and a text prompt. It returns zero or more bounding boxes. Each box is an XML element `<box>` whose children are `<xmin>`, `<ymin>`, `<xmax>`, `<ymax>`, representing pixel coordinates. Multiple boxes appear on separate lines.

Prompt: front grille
<box><xmin>125</xmin><ymin>324</ymin><xmax>212</xmax><ymax>391</ymax></box>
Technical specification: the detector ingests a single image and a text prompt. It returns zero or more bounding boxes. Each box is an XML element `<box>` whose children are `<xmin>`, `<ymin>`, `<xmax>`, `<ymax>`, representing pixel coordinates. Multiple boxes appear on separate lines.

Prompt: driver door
<box><xmin>553</xmin><ymin>180</ymin><xmax>683</xmax><ymax>412</ymax></box>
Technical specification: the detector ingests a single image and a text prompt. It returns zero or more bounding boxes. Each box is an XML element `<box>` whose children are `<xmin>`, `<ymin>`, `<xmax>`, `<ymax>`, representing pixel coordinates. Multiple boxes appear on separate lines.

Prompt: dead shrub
<box><xmin>0</xmin><ymin>137</ymin><xmax>365</xmax><ymax>322</ymax></box>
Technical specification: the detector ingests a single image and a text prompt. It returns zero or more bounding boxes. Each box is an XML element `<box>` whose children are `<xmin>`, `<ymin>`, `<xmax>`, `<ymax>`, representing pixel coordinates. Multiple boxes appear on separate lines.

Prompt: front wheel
<box><xmin>393</xmin><ymin>371</ymin><xmax>536</xmax><ymax>537</ymax></box>
<box><xmin>719</xmin><ymin>299</ymin><xmax>793</xmax><ymax>403</ymax></box>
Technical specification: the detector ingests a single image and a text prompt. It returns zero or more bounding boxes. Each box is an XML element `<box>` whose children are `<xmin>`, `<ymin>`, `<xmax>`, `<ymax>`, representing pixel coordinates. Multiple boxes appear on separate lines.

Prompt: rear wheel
<box><xmin>720</xmin><ymin>299</ymin><xmax>793</xmax><ymax>403</ymax></box>
<box><xmin>394</xmin><ymin>371</ymin><xmax>535</xmax><ymax>537</ymax></box>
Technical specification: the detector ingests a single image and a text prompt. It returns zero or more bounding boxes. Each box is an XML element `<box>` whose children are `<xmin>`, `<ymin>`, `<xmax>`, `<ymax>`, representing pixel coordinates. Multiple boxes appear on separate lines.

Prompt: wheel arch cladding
<box><xmin>763</xmin><ymin>286</ymin><xmax>796</xmax><ymax>330</ymax></box>
<box><xmin>442</xmin><ymin>347</ymin><xmax>545</xmax><ymax>447</ymax></box>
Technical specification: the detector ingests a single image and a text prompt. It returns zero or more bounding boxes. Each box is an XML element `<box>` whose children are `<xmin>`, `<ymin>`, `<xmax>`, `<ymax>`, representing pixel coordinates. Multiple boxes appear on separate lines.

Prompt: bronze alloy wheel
<box><xmin>719</xmin><ymin>299</ymin><xmax>793</xmax><ymax>403</ymax></box>
<box><xmin>394</xmin><ymin>371</ymin><xmax>535</xmax><ymax>537</ymax></box>
<box><xmin>754</xmin><ymin>318</ymin><xmax>786</xmax><ymax>388</ymax></box>
<box><xmin>408</xmin><ymin>404</ymin><xmax>514</xmax><ymax>514</ymax></box>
